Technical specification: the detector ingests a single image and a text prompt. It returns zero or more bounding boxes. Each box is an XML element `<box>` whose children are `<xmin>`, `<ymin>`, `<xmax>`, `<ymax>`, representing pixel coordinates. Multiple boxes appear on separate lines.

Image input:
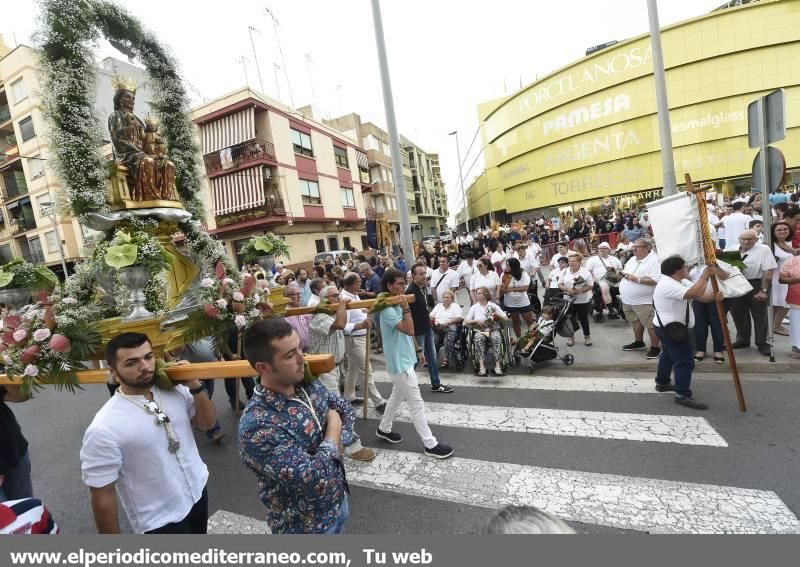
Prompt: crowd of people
<box><xmin>2</xmin><ymin>189</ymin><xmax>799</xmax><ymax>536</ymax></box>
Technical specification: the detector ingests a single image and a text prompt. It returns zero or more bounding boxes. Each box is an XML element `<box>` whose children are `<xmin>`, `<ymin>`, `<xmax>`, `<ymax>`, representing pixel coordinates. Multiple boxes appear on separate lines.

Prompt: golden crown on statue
<box><xmin>111</xmin><ymin>74</ymin><xmax>138</xmax><ymax>93</ymax></box>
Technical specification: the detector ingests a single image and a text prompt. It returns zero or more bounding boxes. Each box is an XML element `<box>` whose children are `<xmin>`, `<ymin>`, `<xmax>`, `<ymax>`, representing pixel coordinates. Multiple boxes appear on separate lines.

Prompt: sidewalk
<box><xmin>380</xmin><ymin>286</ymin><xmax>796</xmax><ymax>376</ymax></box>
<box><xmin>539</xmin><ymin>313</ymin><xmax>795</xmax><ymax>375</ymax></box>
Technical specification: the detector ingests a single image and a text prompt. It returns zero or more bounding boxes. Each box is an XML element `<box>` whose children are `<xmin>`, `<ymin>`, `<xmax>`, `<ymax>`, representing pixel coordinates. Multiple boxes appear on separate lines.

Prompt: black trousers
<box><xmin>224</xmin><ymin>377</ymin><xmax>255</xmax><ymax>405</ymax></box>
<box><xmin>570</xmin><ymin>302</ymin><xmax>591</xmax><ymax>337</ymax></box>
<box><xmin>146</xmin><ymin>486</ymin><xmax>208</xmax><ymax>534</ymax></box>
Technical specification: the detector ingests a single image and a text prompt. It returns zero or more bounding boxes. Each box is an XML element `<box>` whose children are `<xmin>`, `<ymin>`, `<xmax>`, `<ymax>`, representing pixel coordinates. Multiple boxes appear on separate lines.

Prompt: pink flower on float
<box><xmin>234</xmin><ymin>315</ymin><xmax>247</xmax><ymax>328</ymax></box>
<box><xmin>21</xmin><ymin>345</ymin><xmax>41</xmax><ymax>364</ymax></box>
<box><xmin>0</xmin><ymin>343</ymin><xmax>7</xmax><ymax>352</ymax></box>
<box><xmin>215</xmin><ymin>262</ymin><xmax>226</xmax><ymax>280</ymax></box>
<box><xmin>13</xmin><ymin>329</ymin><xmax>27</xmax><ymax>342</ymax></box>
<box><xmin>23</xmin><ymin>364</ymin><xmax>39</xmax><ymax>377</ymax></box>
<box><xmin>241</xmin><ymin>276</ymin><xmax>256</xmax><ymax>296</ymax></box>
<box><xmin>215</xmin><ymin>299</ymin><xmax>228</xmax><ymax>309</ymax></box>
<box><xmin>49</xmin><ymin>334</ymin><xmax>71</xmax><ymax>353</ymax></box>
<box><xmin>249</xmin><ymin>309</ymin><xmax>261</xmax><ymax>317</ymax></box>
<box><xmin>2</xmin><ymin>331</ymin><xmax>17</xmax><ymax>345</ymax></box>
<box><xmin>203</xmin><ymin>304</ymin><xmax>220</xmax><ymax>318</ymax></box>
<box><xmin>200</xmin><ymin>278</ymin><xmax>214</xmax><ymax>288</ymax></box>
<box><xmin>33</xmin><ymin>328</ymin><xmax>51</xmax><ymax>342</ymax></box>
<box><xmin>232</xmin><ymin>292</ymin><xmax>245</xmax><ymax>302</ymax></box>
<box><xmin>4</xmin><ymin>315</ymin><xmax>22</xmax><ymax>329</ymax></box>
<box><xmin>232</xmin><ymin>302</ymin><xmax>245</xmax><ymax>313</ymax></box>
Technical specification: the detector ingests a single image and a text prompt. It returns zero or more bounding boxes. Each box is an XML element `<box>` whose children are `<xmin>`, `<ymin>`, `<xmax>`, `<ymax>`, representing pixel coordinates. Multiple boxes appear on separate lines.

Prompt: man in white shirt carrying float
<box><xmin>80</xmin><ymin>332</ymin><xmax>217</xmax><ymax>534</ymax></box>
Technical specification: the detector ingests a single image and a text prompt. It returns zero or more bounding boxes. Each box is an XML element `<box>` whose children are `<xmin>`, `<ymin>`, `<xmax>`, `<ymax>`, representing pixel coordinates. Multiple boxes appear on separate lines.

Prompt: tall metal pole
<box><xmin>757</xmin><ymin>99</ymin><xmax>775</xmax><ymax>362</ymax></box>
<box><xmin>247</xmin><ymin>26</ymin><xmax>266</xmax><ymax>93</ymax></box>
<box><xmin>647</xmin><ymin>0</ymin><xmax>677</xmax><ymax>196</ymax></box>
<box><xmin>273</xmin><ymin>63</ymin><xmax>282</xmax><ymax>102</ymax></box>
<box><xmin>266</xmin><ymin>6</ymin><xmax>295</xmax><ymax>108</ymax></box>
<box><xmin>371</xmin><ymin>0</ymin><xmax>413</xmax><ymax>260</ymax></box>
<box><xmin>449</xmin><ymin>130</ymin><xmax>470</xmax><ymax>233</ymax></box>
<box><xmin>234</xmin><ymin>56</ymin><xmax>249</xmax><ymax>87</ymax></box>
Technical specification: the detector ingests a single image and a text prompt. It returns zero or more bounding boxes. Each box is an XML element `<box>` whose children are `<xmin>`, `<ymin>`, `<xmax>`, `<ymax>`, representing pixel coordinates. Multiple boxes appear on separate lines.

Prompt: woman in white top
<box><xmin>464</xmin><ymin>287</ymin><xmax>508</xmax><ymax>377</ymax></box>
<box><xmin>558</xmin><ymin>253</ymin><xmax>594</xmax><ymax>346</ymax></box>
<box><xmin>500</xmin><ymin>257</ymin><xmax>535</xmax><ymax>340</ymax></box>
<box><xmin>771</xmin><ymin>222</ymin><xmax>797</xmax><ymax>336</ymax></box>
<box><xmin>490</xmin><ymin>242</ymin><xmax>508</xmax><ymax>274</ymax></box>
<box><xmin>544</xmin><ymin>256</ymin><xmax>569</xmax><ymax>304</ymax></box>
<box><xmin>430</xmin><ymin>290</ymin><xmax>464</xmax><ymax>370</ymax></box>
<box><xmin>470</xmin><ymin>257</ymin><xmax>501</xmax><ymax>303</ymax></box>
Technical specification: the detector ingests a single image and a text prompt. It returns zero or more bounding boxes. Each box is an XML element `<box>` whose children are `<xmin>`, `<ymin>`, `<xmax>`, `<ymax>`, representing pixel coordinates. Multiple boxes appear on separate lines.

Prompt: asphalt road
<box><xmin>9</xmin><ymin>365</ymin><xmax>800</xmax><ymax>534</ymax></box>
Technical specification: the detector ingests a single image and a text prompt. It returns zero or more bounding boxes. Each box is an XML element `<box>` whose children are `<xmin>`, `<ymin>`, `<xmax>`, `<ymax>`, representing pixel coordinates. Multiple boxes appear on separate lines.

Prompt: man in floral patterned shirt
<box><xmin>239</xmin><ymin>318</ymin><xmax>356</xmax><ymax>534</ymax></box>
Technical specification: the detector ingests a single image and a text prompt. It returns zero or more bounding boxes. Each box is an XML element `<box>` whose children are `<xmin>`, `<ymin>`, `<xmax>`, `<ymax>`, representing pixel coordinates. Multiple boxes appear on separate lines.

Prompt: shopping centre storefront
<box><xmin>467</xmin><ymin>0</ymin><xmax>800</xmax><ymax>224</ymax></box>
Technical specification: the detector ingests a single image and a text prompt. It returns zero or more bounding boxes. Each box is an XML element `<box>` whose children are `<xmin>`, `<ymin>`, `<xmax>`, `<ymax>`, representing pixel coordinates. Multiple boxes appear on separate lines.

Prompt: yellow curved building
<box><xmin>470</xmin><ymin>0</ymin><xmax>800</xmax><ymax>224</ymax></box>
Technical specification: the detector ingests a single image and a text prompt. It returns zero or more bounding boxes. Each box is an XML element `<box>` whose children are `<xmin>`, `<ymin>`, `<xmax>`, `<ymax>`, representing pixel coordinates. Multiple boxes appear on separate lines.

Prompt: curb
<box><xmin>367</xmin><ymin>356</ymin><xmax>794</xmax><ymax>375</ymax></box>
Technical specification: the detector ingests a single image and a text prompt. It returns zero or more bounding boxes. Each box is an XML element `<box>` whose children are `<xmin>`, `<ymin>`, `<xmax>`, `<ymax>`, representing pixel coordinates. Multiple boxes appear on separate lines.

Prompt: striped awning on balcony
<box><xmin>212</xmin><ymin>165</ymin><xmax>264</xmax><ymax>216</ymax></box>
<box><xmin>356</xmin><ymin>150</ymin><xmax>369</xmax><ymax>170</ymax></box>
<box><xmin>201</xmin><ymin>106</ymin><xmax>255</xmax><ymax>154</ymax></box>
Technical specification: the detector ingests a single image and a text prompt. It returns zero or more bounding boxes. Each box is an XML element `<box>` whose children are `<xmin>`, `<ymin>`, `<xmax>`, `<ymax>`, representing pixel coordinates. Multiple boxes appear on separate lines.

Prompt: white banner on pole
<box><xmin>647</xmin><ymin>192</ymin><xmax>704</xmax><ymax>265</ymax></box>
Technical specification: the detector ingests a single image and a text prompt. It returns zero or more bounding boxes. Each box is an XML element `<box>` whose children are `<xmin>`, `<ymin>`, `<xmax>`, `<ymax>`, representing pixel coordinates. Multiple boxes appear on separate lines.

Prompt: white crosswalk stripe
<box><xmin>366</xmin><ymin>402</ymin><xmax>727</xmax><ymax>446</ymax></box>
<box><xmin>345</xmin><ymin>448</ymin><xmax>800</xmax><ymax>534</ymax></box>
<box><xmin>372</xmin><ymin>369</ymin><xmax>661</xmax><ymax>393</ymax></box>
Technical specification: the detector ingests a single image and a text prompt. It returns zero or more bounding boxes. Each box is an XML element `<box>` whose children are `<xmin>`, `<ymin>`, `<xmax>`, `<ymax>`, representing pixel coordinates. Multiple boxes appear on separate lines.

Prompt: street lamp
<box><xmin>449</xmin><ymin>130</ymin><xmax>470</xmax><ymax>233</ymax></box>
<box><xmin>39</xmin><ymin>201</ymin><xmax>69</xmax><ymax>278</ymax></box>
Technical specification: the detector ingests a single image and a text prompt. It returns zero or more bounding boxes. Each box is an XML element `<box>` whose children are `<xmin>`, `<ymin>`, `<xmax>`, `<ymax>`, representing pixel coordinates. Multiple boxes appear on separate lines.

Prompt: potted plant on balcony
<box><xmin>0</xmin><ymin>258</ymin><xmax>59</xmax><ymax>310</ymax></box>
<box><xmin>102</xmin><ymin>229</ymin><xmax>174</xmax><ymax>321</ymax></box>
<box><xmin>239</xmin><ymin>232</ymin><xmax>291</xmax><ymax>273</ymax></box>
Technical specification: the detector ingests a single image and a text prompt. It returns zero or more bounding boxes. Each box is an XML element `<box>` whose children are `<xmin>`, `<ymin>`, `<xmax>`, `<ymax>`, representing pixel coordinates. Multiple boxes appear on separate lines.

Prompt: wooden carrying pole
<box><xmin>685</xmin><ymin>174</ymin><xmax>747</xmax><ymax>412</ymax></box>
<box><xmin>363</xmin><ymin>322</ymin><xmax>371</xmax><ymax>420</ymax></box>
<box><xmin>0</xmin><ymin>355</ymin><xmax>335</xmax><ymax>386</ymax></box>
<box><xmin>285</xmin><ymin>293</ymin><xmax>415</xmax><ymax>317</ymax></box>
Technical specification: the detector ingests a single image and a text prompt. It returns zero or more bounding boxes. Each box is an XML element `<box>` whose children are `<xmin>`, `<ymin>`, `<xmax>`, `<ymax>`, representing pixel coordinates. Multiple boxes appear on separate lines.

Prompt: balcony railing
<box><xmin>0</xmin><ymin>145</ymin><xmax>19</xmax><ymax>167</ymax></box>
<box><xmin>365</xmin><ymin>207</ymin><xmax>398</xmax><ymax>222</ymax></box>
<box><xmin>215</xmin><ymin>189</ymin><xmax>287</xmax><ymax>228</ymax></box>
<box><xmin>3</xmin><ymin>175</ymin><xmax>28</xmax><ymax>199</ymax></box>
<box><xmin>0</xmin><ymin>105</ymin><xmax>10</xmax><ymax>123</ymax></box>
<box><xmin>10</xmin><ymin>217</ymin><xmax>37</xmax><ymax>235</ymax></box>
<box><xmin>21</xmin><ymin>248</ymin><xmax>45</xmax><ymax>264</ymax></box>
<box><xmin>203</xmin><ymin>139</ymin><xmax>275</xmax><ymax>175</ymax></box>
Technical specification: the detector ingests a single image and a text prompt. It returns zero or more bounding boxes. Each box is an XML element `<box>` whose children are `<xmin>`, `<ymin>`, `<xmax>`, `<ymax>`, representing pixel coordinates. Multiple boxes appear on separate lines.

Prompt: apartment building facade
<box><xmin>402</xmin><ymin>137</ymin><xmax>449</xmax><ymax>237</ymax></box>
<box><xmin>325</xmin><ymin>112</ymin><xmax>448</xmax><ymax>248</ymax></box>
<box><xmin>191</xmin><ymin>88</ymin><xmax>369</xmax><ymax>268</ymax></box>
<box><xmin>0</xmin><ymin>38</ymin><xmax>151</xmax><ymax>277</ymax></box>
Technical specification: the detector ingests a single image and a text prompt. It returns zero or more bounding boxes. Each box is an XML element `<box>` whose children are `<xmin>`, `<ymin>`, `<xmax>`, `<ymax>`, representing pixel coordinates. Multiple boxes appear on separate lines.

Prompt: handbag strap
<box><xmin>652</xmin><ymin>297</ymin><xmax>690</xmax><ymax>327</ymax></box>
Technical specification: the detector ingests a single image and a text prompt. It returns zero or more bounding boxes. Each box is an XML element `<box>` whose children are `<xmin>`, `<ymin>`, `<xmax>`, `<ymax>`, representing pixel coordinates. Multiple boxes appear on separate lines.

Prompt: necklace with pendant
<box><xmin>117</xmin><ymin>386</ymin><xmax>181</xmax><ymax>454</ymax></box>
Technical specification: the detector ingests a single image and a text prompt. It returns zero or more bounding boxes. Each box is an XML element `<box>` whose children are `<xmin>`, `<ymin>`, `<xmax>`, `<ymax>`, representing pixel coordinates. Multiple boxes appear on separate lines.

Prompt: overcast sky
<box><xmin>6</xmin><ymin>0</ymin><xmax>723</xmax><ymax>221</ymax></box>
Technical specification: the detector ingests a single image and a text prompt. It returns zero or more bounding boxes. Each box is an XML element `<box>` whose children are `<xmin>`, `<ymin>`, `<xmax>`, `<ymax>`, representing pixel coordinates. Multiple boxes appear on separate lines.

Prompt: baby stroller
<box><xmin>514</xmin><ymin>292</ymin><xmax>575</xmax><ymax>370</ymax></box>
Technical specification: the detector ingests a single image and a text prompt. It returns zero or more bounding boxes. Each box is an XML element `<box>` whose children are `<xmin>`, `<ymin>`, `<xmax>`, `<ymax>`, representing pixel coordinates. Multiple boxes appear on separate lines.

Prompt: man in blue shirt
<box><xmin>393</xmin><ymin>251</ymin><xmax>407</xmax><ymax>273</ymax></box>
<box><xmin>239</xmin><ymin>319</ymin><xmax>356</xmax><ymax>534</ymax></box>
<box><xmin>375</xmin><ymin>269</ymin><xmax>453</xmax><ymax>459</ymax></box>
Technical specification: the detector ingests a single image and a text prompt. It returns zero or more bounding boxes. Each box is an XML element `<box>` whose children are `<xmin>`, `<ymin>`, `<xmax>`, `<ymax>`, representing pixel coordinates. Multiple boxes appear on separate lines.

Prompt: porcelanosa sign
<box><xmin>518</xmin><ymin>45</ymin><xmax>652</xmax><ymax>115</ymax></box>
<box><xmin>543</xmin><ymin>94</ymin><xmax>631</xmax><ymax>135</ymax></box>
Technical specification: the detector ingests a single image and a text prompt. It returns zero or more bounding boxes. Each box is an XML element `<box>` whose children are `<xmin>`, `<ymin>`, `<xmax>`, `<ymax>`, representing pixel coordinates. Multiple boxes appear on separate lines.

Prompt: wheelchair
<box><xmin>433</xmin><ymin>323</ymin><xmax>467</xmax><ymax>372</ymax></box>
<box><xmin>463</xmin><ymin>321</ymin><xmax>514</xmax><ymax>375</ymax></box>
<box><xmin>591</xmin><ymin>281</ymin><xmax>624</xmax><ymax>323</ymax></box>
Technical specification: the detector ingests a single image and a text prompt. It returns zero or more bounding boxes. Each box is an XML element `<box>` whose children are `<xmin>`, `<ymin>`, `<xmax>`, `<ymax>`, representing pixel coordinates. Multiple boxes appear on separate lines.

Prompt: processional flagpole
<box><xmin>685</xmin><ymin>174</ymin><xmax>746</xmax><ymax>412</ymax></box>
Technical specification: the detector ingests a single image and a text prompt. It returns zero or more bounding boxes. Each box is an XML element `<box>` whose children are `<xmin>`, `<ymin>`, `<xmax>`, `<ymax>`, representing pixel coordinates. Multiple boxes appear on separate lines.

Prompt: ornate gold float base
<box><xmin>92</xmin><ymin>315</ymin><xmax>186</xmax><ymax>360</ymax></box>
<box><xmin>107</xmin><ymin>162</ymin><xmax>183</xmax><ymax>211</ymax></box>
